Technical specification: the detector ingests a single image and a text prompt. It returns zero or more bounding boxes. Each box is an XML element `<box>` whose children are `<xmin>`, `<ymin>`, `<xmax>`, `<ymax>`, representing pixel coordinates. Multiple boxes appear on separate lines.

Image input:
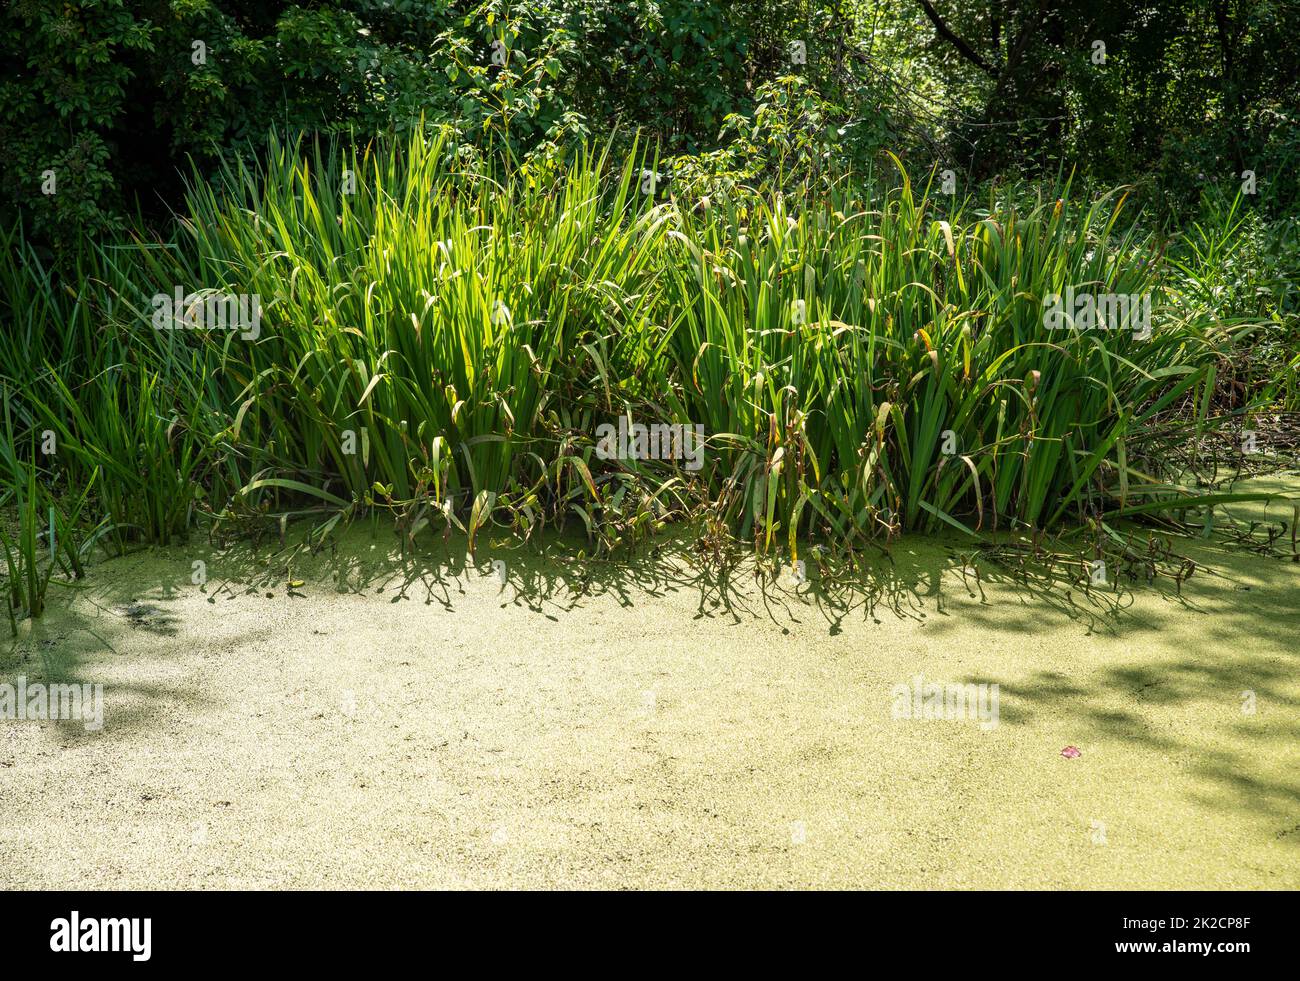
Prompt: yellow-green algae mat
<box><xmin>2</xmin><ymin>504</ymin><xmax>1297</xmax><ymax>889</ymax></box>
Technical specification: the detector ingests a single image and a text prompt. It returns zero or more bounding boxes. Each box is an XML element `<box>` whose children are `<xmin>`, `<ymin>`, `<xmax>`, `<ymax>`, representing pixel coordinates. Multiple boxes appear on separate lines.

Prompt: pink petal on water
<box><xmin>1061</xmin><ymin>745</ymin><xmax>1082</xmax><ymax>759</ymax></box>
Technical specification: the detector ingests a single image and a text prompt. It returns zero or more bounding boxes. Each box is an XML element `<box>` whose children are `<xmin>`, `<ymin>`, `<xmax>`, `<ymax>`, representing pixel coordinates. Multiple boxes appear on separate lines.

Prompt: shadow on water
<box><xmin>939</xmin><ymin>537</ymin><xmax>1300</xmax><ymax>840</ymax></box>
<box><xmin>6</xmin><ymin>514</ymin><xmax>1290</xmax><ymax>670</ymax></box>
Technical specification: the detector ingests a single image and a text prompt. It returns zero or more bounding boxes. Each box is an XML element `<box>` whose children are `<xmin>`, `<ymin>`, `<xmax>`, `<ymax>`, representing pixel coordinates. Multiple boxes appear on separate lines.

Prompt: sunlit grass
<box><xmin>0</xmin><ymin>129</ymin><xmax>1289</xmax><ymax>620</ymax></box>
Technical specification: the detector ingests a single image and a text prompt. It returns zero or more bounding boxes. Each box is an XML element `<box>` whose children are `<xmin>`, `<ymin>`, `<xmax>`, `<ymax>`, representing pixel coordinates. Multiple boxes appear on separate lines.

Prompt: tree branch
<box><xmin>915</xmin><ymin>0</ymin><xmax>998</xmax><ymax>78</ymax></box>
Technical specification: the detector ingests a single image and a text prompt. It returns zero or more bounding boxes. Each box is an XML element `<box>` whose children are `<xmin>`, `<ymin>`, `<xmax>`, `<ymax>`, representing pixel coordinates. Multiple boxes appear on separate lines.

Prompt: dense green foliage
<box><xmin>1</xmin><ymin>0</ymin><xmax>813</xmax><ymax>243</ymax></box>
<box><xmin>2</xmin><ymin>2</ymin><xmax>1297</xmax><ymax>629</ymax></box>
<box><xmin>1</xmin><ymin>132</ymin><xmax>1289</xmax><ymax>581</ymax></box>
<box><xmin>5</xmin><ymin>1</ymin><xmax>1297</xmax><ymax>246</ymax></box>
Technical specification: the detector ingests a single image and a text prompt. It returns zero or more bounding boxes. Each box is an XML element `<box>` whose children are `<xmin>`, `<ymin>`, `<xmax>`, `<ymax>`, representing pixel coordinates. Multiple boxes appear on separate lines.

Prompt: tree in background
<box><xmin>2</xmin><ymin>0</ymin><xmax>1296</xmax><ymax>250</ymax></box>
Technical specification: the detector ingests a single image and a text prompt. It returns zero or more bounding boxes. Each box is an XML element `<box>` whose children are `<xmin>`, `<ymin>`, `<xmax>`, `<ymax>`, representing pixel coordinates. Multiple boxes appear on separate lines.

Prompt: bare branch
<box><xmin>914</xmin><ymin>0</ymin><xmax>998</xmax><ymax>78</ymax></box>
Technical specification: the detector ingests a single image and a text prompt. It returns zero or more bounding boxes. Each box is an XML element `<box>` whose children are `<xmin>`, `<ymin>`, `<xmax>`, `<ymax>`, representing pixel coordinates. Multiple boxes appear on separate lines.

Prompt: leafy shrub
<box><xmin>0</xmin><ymin>0</ymin><xmax>154</xmax><ymax>242</ymax></box>
<box><xmin>0</xmin><ymin>0</ymin><xmax>823</xmax><ymax>249</ymax></box>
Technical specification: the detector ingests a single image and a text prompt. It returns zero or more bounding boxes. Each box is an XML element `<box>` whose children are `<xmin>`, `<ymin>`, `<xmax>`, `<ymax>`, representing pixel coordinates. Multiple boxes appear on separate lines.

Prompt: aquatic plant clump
<box><xmin>0</xmin><ymin>132</ymin><xmax>1288</xmax><ymax>607</ymax></box>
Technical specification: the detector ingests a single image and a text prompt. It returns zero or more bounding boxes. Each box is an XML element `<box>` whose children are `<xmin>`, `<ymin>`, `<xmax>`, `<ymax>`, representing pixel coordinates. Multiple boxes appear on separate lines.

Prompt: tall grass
<box><xmin>0</xmin><ymin>128</ymin><xmax>1286</xmax><ymax>589</ymax></box>
<box><xmin>655</xmin><ymin>170</ymin><xmax>1245</xmax><ymax>555</ymax></box>
<box><xmin>169</xmin><ymin>133</ymin><xmax>668</xmax><ymax>517</ymax></box>
<box><xmin>1164</xmin><ymin>192</ymin><xmax>1300</xmax><ymax>413</ymax></box>
<box><xmin>0</xmin><ymin>395</ymin><xmax>103</xmax><ymax>633</ymax></box>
